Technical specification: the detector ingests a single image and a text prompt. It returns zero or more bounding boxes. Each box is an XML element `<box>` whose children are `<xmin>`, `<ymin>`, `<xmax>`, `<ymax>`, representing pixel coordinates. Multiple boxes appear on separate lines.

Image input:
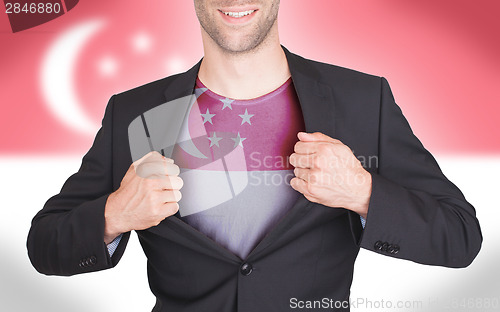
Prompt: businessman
<box><xmin>27</xmin><ymin>1</ymin><xmax>482</xmax><ymax>311</ymax></box>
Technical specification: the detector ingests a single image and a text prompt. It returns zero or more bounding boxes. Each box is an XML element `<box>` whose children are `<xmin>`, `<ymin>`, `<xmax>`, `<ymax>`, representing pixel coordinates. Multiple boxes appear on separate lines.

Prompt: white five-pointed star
<box><xmin>201</xmin><ymin>108</ymin><xmax>216</xmax><ymax>124</ymax></box>
<box><xmin>195</xmin><ymin>87</ymin><xmax>208</xmax><ymax>98</ymax></box>
<box><xmin>207</xmin><ymin>132</ymin><xmax>222</xmax><ymax>148</ymax></box>
<box><xmin>239</xmin><ymin>108</ymin><xmax>254</xmax><ymax>125</ymax></box>
<box><xmin>231</xmin><ymin>132</ymin><xmax>247</xmax><ymax>148</ymax></box>
<box><xmin>220</xmin><ymin>98</ymin><xmax>234</xmax><ymax>110</ymax></box>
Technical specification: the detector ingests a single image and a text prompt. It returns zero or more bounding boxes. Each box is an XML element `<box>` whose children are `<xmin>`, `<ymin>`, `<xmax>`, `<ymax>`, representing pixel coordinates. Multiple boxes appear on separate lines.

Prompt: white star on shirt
<box><xmin>220</xmin><ymin>98</ymin><xmax>234</xmax><ymax>110</ymax></box>
<box><xmin>231</xmin><ymin>132</ymin><xmax>247</xmax><ymax>148</ymax></box>
<box><xmin>201</xmin><ymin>108</ymin><xmax>216</xmax><ymax>125</ymax></box>
<box><xmin>195</xmin><ymin>87</ymin><xmax>208</xmax><ymax>98</ymax></box>
<box><xmin>207</xmin><ymin>132</ymin><xmax>222</xmax><ymax>148</ymax></box>
<box><xmin>239</xmin><ymin>108</ymin><xmax>254</xmax><ymax>125</ymax></box>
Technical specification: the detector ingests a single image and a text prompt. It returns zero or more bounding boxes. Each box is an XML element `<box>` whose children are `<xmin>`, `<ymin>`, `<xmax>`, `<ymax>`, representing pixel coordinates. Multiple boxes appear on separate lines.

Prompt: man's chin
<box><xmin>220</xmin><ymin>45</ymin><xmax>259</xmax><ymax>55</ymax></box>
<box><xmin>215</xmin><ymin>35</ymin><xmax>267</xmax><ymax>55</ymax></box>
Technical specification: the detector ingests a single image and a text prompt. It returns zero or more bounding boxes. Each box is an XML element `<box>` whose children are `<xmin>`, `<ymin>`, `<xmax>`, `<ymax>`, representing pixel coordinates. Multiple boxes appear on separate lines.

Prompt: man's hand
<box><xmin>289</xmin><ymin>132</ymin><xmax>371</xmax><ymax>219</ymax></box>
<box><xmin>103</xmin><ymin>151</ymin><xmax>183</xmax><ymax>244</ymax></box>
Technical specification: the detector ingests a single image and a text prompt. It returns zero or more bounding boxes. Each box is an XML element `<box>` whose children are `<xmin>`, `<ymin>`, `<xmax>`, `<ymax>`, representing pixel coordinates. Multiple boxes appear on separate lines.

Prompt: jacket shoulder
<box><xmin>113</xmin><ymin>73</ymin><xmax>182</xmax><ymax>103</ymax></box>
<box><xmin>291</xmin><ymin>52</ymin><xmax>382</xmax><ymax>88</ymax></box>
<box><xmin>109</xmin><ymin>71</ymin><xmax>194</xmax><ymax>124</ymax></box>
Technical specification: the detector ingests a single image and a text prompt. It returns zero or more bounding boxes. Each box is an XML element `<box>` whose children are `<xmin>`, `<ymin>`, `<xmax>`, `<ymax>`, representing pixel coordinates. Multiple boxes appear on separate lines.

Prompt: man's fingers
<box><xmin>297</xmin><ymin>131</ymin><xmax>342</xmax><ymax>144</ymax></box>
<box><xmin>162</xmin><ymin>202</ymin><xmax>180</xmax><ymax>216</ymax></box>
<box><xmin>290</xmin><ymin>176</ymin><xmax>306</xmax><ymax>192</ymax></box>
<box><xmin>290</xmin><ymin>177</ymin><xmax>317</xmax><ymax>200</ymax></box>
<box><xmin>133</xmin><ymin>151</ymin><xmax>174</xmax><ymax>167</ymax></box>
<box><xmin>294</xmin><ymin>139</ymin><xmax>344</xmax><ymax>155</ymax></box>
<box><xmin>289</xmin><ymin>153</ymin><xmax>317</xmax><ymax>169</ymax></box>
<box><xmin>134</xmin><ymin>151</ymin><xmax>160</xmax><ymax>166</ymax></box>
<box><xmin>293</xmin><ymin>167</ymin><xmax>309</xmax><ymax>181</ymax></box>
<box><xmin>136</xmin><ymin>161</ymin><xmax>180</xmax><ymax>178</ymax></box>
<box><xmin>165</xmin><ymin>162</ymin><xmax>180</xmax><ymax>176</ymax></box>
<box><xmin>294</xmin><ymin>167</ymin><xmax>324</xmax><ymax>186</ymax></box>
<box><xmin>293</xmin><ymin>141</ymin><xmax>322</xmax><ymax>154</ymax></box>
<box><xmin>294</xmin><ymin>141</ymin><xmax>315</xmax><ymax>154</ymax></box>
<box><xmin>161</xmin><ymin>176</ymin><xmax>184</xmax><ymax>190</ymax></box>
<box><xmin>158</xmin><ymin>190</ymin><xmax>182</xmax><ymax>203</ymax></box>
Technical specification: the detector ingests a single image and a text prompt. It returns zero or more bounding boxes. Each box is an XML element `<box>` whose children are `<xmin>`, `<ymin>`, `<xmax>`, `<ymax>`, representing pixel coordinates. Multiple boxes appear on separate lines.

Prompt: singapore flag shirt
<box><xmin>171</xmin><ymin>77</ymin><xmax>305</xmax><ymax>259</ymax></box>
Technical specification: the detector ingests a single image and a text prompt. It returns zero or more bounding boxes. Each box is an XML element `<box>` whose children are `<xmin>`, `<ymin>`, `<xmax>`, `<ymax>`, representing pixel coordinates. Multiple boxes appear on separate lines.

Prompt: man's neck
<box><xmin>198</xmin><ymin>32</ymin><xmax>291</xmax><ymax>100</ymax></box>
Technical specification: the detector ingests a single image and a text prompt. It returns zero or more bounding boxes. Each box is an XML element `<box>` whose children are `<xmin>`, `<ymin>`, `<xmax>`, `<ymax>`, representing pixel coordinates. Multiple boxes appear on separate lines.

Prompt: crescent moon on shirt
<box><xmin>40</xmin><ymin>20</ymin><xmax>105</xmax><ymax>135</ymax></box>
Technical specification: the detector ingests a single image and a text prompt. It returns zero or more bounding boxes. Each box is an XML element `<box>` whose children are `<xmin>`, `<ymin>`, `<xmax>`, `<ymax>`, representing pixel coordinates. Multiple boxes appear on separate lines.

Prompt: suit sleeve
<box><xmin>356</xmin><ymin>77</ymin><xmax>482</xmax><ymax>268</ymax></box>
<box><xmin>27</xmin><ymin>95</ymin><xmax>130</xmax><ymax>276</ymax></box>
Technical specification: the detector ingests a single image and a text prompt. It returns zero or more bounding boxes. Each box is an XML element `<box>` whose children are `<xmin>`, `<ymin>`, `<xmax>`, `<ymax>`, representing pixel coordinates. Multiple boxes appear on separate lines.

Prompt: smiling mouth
<box><xmin>220</xmin><ymin>9</ymin><xmax>257</xmax><ymax>18</ymax></box>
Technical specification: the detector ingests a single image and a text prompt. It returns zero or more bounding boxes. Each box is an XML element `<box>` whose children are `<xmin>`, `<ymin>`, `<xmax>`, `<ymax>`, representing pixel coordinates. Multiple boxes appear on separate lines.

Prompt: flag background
<box><xmin>1</xmin><ymin>0</ymin><xmax>498</xmax><ymax>311</ymax></box>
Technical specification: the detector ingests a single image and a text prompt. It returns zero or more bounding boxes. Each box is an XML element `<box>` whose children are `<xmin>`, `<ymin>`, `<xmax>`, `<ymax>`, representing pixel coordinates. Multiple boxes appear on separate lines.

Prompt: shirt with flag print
<box><xmin>170</xmin><ymin>77</ymin><xmax>306</xmax><ymax>259</ymax></box>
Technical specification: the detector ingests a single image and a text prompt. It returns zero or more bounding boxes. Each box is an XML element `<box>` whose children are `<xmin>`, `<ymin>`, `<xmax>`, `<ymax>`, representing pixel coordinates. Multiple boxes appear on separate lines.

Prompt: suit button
<box><xmin>79</xmin><ymin>258</ymin><xmax>87</xmax><ymax>267</ymax></box>
<box><xmin>381</xmin><ymin>242</ymin><xmax>389</xmax><ymax>252</ymax></box>
<box><xmin>89</xmin><ymin>256</ymin><xmax>97</xmax><ymax>265</ymax></box>
<box><xmin>374</xmin><ymin>241</ymin><xmax>383</xmax><ymax>250</ymax></box>
<box><xmin>240</xmin><ymin>263</ymin><xmax>253</xmax><ymax>276</ymax></box>
<box><xmin>387</xmin><ymin>244</ymin><xmax>395</xmax><ymax>253</ymax></box>
<box><xmin>392</xmin><ymin>245</ymin><xmax>400</xmax><ymax>254</ymax></box>
<box><xmin>387</xmin><ymin>244</ymin><xmax>400</xmax><ymax>254</ymax></box>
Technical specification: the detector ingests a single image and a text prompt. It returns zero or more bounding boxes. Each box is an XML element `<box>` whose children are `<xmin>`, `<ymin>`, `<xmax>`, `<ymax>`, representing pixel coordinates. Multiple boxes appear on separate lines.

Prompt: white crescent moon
<box><xmin>40</xmin><ymin>20</ymin><xmax>105</xmax><ymax>135</ymax></box>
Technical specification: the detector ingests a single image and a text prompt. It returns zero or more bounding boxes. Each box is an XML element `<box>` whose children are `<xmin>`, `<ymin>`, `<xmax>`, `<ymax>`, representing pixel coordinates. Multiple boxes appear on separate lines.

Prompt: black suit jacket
<box><xmin>27</xmin><ymin>46</ymin><xmax>482</xmax><ymax>311</ymax></box>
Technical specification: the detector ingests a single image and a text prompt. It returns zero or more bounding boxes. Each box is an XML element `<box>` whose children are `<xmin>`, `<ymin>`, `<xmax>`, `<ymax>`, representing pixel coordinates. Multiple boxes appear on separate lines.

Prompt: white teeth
<box><xmin>222</xmin><ymin>10</ymin><xmax>255</xmax><ymax>18</ymax></box>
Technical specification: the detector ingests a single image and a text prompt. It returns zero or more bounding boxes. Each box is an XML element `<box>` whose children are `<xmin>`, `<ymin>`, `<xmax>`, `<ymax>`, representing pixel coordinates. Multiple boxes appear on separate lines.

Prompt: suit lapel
<box><xmin>283</xmin><ymin>46</ymin><xmax>336</xmax><ymax>136</ymax></box>
<box><xmin>248</xmin><ymin>47</ymin><xmax>337</xmax><ymax>258</ymax></box>
<box><xmin>163</xmin><ymin>60</ymin><xmax>202</xmax><ymax>102</ymax></box>
<box><xmin>158</xmin><ymin>46</ymin><xmax>338</xmax><ymax>260</ymax></box>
